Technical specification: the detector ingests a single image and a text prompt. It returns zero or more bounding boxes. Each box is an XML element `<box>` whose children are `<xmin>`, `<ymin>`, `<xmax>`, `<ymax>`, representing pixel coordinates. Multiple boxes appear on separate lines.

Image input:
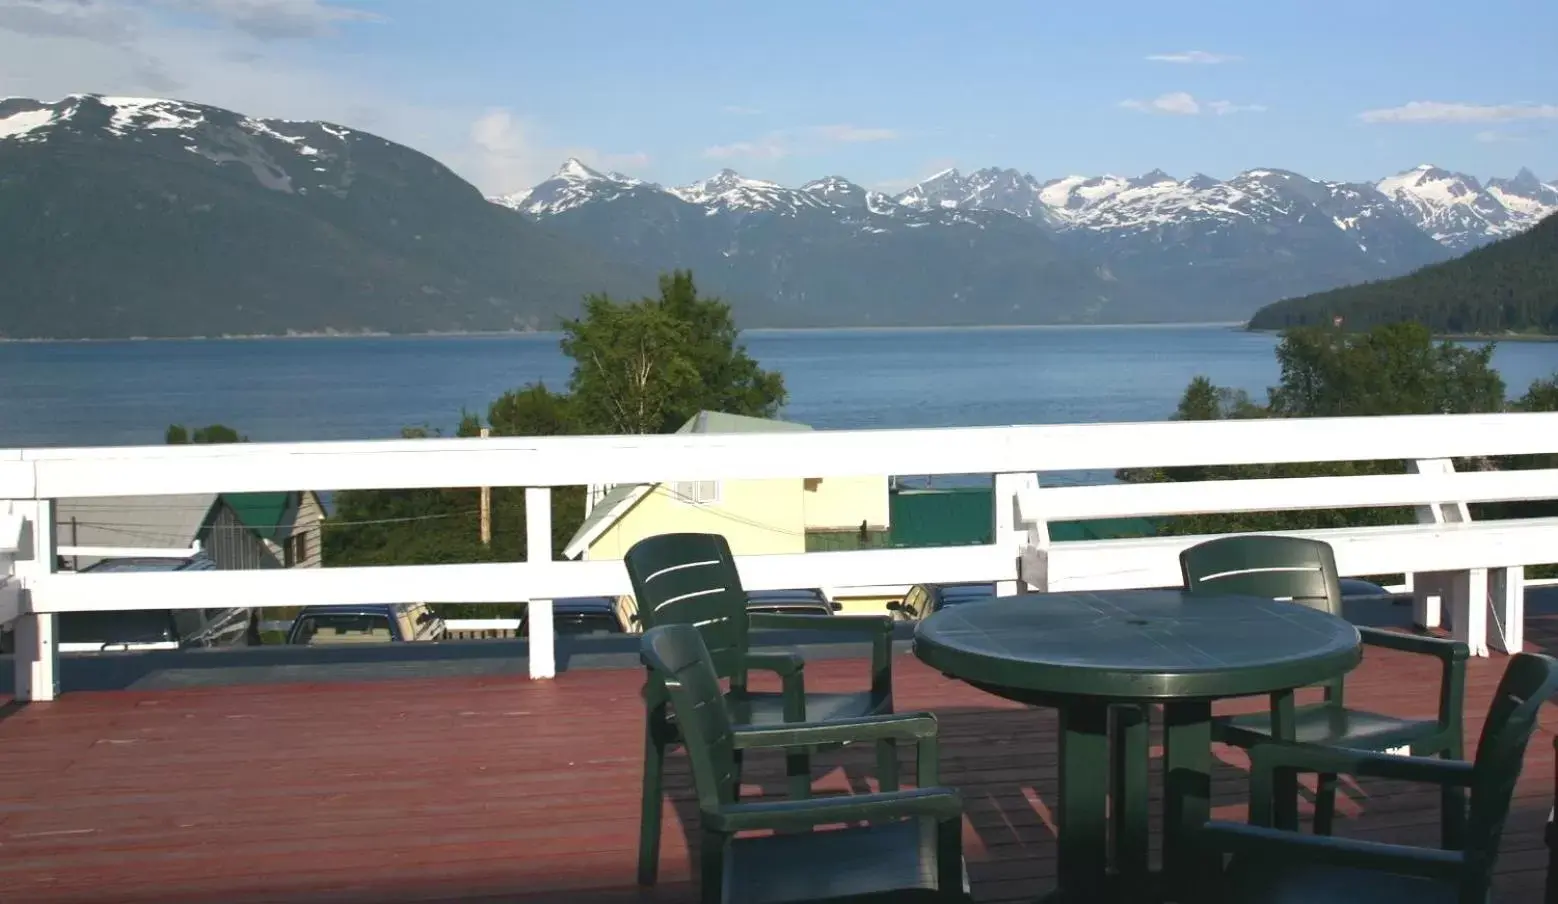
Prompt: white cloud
<box><xmin>461</xmin><ymin>109</ymin><xmax>648</xmax><ymax>191</ymax></box>
<box><xmin>1145</xmin><ymin>50</ymin><xmax>1240</xmax><ymax>64</ymax></box>
<box><xmin>1359</xmin><ymin>100</ymin><xmax>1558</xmax><ymax>124</ymax></box>
<box><xmin>720</xmin><ymin>104</ymin><xmax>761</xmax><ymax>115</ymax></box>
<box><xmin>812</xmin><ymin>123</ymin><xmax>898</xmax><ymax>143</ymax></box>
<box><xmin>1121</xmin><ymin>92</ymin><xmax>1200</xmax><ymax>115</ymax></box>
<box><xmin>703</xmin><ymin>138</ymin><xmax>788</xmax><ymax>160</ymax></box>
<box><xmin>1206</xmin><ymin>100</ymin><xmax>1267</xmax><ymax>115</ymax></box>
<box><xmin>702</xmin><ymin>124</ymin><xmax>899</xmax><ymax>160</ymax></box>
<box><xmin>0</xmin><ymin>0</ymin><xmax>638</xmax><ymax>195</ymax></box>
<box><xmin>1474</xmin><ymin>129</ymin><xmax>1522</xmax><ymax>144</ymax></box>
<box><xmin>1119</xmin><ymin>92</ymin><xmax>1264</xmax><ymax>116</ymax></box>
<box><xmin>153</xmin><ymin>0</ymin><xmax>381</xmax><ymax>40</ymax></box>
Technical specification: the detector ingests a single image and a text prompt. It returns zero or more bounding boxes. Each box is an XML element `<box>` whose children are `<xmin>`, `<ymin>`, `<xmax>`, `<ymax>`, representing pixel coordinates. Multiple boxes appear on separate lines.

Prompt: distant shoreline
<box><xmin>0</xmin><ymin>321</ymin><xmax>1251</xmax><ymax>345</ymax></box>
<box><xmin>1245</xmin><ymin>326</ymin><xmax>1558</xmax><ymax>343</ymax></box>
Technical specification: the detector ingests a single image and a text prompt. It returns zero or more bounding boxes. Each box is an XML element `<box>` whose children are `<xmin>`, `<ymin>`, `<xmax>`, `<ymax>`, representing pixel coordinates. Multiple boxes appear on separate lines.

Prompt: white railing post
<box><xmin>1006</xmin><ymin>473</ymin><xmax>1047</xmax><ymax>593</ymax></box>
<box><xmin>12</xmin><ymin>500</ymin><xmax>59</xmax><ymax>702</ymax></box>
<box><xmin>1408</xmin><ymin>459</ymin><xmax>1466</xmax><ymax>635</ymax></box>
<box><xmin>1407</xmin><ymin>458</ymin><xmax>1516</xmax><ymax>657</ymax></box>
<box><xmin>525</xmin><ymin>487</ymin><xmax>555</xmax><ymax>680</ymax></box>
<box><xmin>1489</xmin><ymin>566</ymin><xmax>1525</xmax><ymax>654</ymax></box>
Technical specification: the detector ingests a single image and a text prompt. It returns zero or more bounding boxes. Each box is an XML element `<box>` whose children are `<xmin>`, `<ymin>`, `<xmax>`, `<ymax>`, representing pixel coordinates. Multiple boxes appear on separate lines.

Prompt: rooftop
<box><xmin>1</xmin><ymin>601</ymin><xmax>1553</xmax><ymax>903</ymax></box>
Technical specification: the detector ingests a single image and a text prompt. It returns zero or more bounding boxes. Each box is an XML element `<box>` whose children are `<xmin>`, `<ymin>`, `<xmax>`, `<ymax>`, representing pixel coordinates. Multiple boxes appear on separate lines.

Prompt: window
<box><xmin>293</xmin><ymin>614</ymin><xmax>394</xmax><ymax>645</ymax></box>
<box><xmin>670</xmin><ymin>480</ymin><xmax>720</xmax><ymax>505</ymax></box>
<box><xmin>286</xmin><ymin>532</ymin><xmax>309</xmax><ymax>567</ymax></box>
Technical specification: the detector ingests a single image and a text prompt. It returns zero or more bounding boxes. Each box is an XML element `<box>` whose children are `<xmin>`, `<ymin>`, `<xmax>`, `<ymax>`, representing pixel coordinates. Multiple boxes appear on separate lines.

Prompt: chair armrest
<box><xmin>1358</xmin><ymin>627</ymin><xmax>1468</xmax><ymax>661</ymax></box>
<box><xmin>1199</xmin><ymin>821</ymin><xmax>1463</xmax><ymax>881</ymax></box>
<box><xmin>1358</xmin><ymin>627</ymin><xmax>1468</xmax><ymax>734</ymax></box>
<box><xmin>748</xmin><ymin>614</ymin><xmax>895</xmax><ymax>703</ymax></box>
<box><xmin>707</xmin><ymin>787</ymin><xmax>962</xmax><ymax>833</ymax></box>
<box><xmin>733</xmin><ymin>712</ymin><xmax>938</xmax><ymax>750</ymax></box>
<box><xmin>1250</xmin><ymin>741</ymin><xmax>1476</xmax><ymax>787</ymax></box>
<box><xmin>745</xmin><ymin>649</ymin><xmax>804</xmax><ymax>677</ymax></box>
<box><xmin>744</xmin><ymin>649</ymin><xmax>807</xmax><ymax>721</ymax></box>
<box><xmin>748</xmin><ymin>613</ymin><xmax>893</xmax><ymax>635</ymax></box>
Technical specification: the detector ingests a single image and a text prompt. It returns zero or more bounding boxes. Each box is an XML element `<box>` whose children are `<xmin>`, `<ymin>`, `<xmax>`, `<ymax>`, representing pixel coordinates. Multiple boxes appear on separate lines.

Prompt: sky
<box><xmin>1</xmin><ymin>0</ymin><xmax>1555</xmax><ymax>196</ymax></box>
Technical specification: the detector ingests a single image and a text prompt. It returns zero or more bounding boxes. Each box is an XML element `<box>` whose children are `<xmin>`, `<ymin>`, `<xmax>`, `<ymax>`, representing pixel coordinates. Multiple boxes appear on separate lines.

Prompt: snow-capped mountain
<box><xmin>0</xmin><ymin>94</ymin><xmax>638</xmax><ymax>339</ymax></box>
<box><xmin>5</xmin><ymin>91</ymin><xmax>1552</xmax><ymax>338</ymax></box>
<box><xmin>490</xmin><ymin>158</ymin><xmax>647</xmax><ymax>216</ymax></box>
<box><xmin>510</xmin><ymin>156</ymin><xmax>1551</xmax><ymax>322</ymax></box>
<box><xmin>894</xmin><ymin>167</ymin><xmax>1062</xmax><ymax>224</ymax></box>
<box><xmin>891</xmin><ymin>163</ymin><xmax>1556</xmax><ymax>253</ymax></box>
<box><xmin>1372</xmin><ymin>164</ymin><xmax>1551</xmax><ymax>251</ymax></box>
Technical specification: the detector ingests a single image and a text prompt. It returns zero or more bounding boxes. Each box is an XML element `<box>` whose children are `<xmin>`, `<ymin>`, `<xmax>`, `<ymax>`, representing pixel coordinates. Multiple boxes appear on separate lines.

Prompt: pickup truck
<box><xmin>286</xmin><ymin>603</ymin><xmax>446</xmax><ymax>645</ymax></box>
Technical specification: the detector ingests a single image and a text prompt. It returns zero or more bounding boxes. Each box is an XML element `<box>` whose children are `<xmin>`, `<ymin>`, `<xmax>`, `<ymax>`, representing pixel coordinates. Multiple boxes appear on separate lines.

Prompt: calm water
<box><xmin>0</xmin><ymin>325</ymin><xmax>1553</xmax><ymax>449</ymax></box>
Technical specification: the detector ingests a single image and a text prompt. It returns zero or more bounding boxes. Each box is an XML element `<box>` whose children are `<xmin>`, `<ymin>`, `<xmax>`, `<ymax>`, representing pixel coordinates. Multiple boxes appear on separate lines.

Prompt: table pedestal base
<box><xmin>1045</xmin><ymin>700</ymin><xmax>1216</xmax><ymax>904</ymax></box>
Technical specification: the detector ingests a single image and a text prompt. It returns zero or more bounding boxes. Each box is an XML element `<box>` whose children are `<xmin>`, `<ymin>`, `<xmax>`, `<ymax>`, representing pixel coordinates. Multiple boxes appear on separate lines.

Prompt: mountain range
<box><xmin>496</xmin><ymin>159</ymin><xmax>1557</xmax><ymax>326</ymax></box>
<box><xmin>2</xmin><ymin>93</ymin><xmax>1555</xmax><ymax>339</ymax></box>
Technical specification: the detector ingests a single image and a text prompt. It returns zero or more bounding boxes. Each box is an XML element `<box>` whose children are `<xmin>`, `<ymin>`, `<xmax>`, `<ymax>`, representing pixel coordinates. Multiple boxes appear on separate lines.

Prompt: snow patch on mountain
<box><xmin>0</xmin><ymin>110</ymin><xmax>51</xmax><ymax>140</ymax></box>
<box><xmin>1372</xmin><ymin>164</ymin><xmax>1538</xmax><ymax>251</ymax></box>
<box><xmin>490</xmin><ymin>157</ymin><xmax>645</xmax><ymax>216</ymax></box>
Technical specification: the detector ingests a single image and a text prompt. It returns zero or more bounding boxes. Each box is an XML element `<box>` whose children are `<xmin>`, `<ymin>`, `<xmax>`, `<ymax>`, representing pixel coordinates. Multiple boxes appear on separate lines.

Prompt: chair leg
<box><xmin>783</xmin><ymin>747</ymin><xmax>812</xmax><ymax>801</ymax></box>
<box><xmin>638</xmin><ymin>727</ymin><xmax>668</xmax><ymax>886</ymax></box>
<box><xmin>876</xmin><ymin>738</ymin><xmax>900</xmax><ymax>792</ymax></box>
<box><xmin>1313</xmin><ymin>773</ymin><xmax>1338</xmax><ymax>836</ymax></box>
<box><xmin>733</xmin><ymin>747</ymin><xmax>745</xmax><ymax>799</ymax></box>
<box><xmin>1437</xmin><ymin>738</ymin><xmax>1466</xmax><ymax>850</ymax></box>
<box><xmin>699</xmin><ymin>830</ymin><xmax>726</xmax><ymax>904</ymax></box>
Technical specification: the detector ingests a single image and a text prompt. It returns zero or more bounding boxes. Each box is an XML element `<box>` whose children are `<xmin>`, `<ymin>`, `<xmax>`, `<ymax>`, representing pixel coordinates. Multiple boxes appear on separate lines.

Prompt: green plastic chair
<box><xmin>640</xmin><ymin>623</ymin><xmax>970</xmax><ymax>904</ymax></box>
<box><xmin>625</xmin><ymin>532</ymin><xmax>898</xmax><ymax>886</ymax></box>
<box><xmin>1180</xmin><ymin>534</ymin><xmax>1469</xmax><ymax>840</ymax></box>
<box><xmin>1201</xmin><ymin>650</ymin><xmax>1558</xmax><ymax>904</ymax></box>
<box><xmin>1546</xmin><ymin>737</ymin><xmax>1555</xmax><ymax>904</ymax></box>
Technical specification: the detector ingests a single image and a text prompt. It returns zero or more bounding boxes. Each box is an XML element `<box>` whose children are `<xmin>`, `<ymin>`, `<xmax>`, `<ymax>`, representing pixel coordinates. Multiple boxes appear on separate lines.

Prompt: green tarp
<box><xmin>886</xmin><ymin>486</ymin><xmax>1156</xmax><ymax>547</ymax></box>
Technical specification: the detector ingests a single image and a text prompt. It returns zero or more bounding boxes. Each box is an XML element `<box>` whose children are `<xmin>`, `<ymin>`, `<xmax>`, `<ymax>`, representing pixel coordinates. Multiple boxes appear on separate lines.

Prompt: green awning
<box><xmin>222</xmin><ymin>492</ymin><xmax>295</xmax><ymax>542</ymax></box>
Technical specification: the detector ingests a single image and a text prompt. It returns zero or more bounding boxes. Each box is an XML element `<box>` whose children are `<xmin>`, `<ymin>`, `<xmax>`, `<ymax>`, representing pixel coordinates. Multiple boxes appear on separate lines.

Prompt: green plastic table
<box><xmin>913</xmin><ymin>589</ymin><xmax>1362</xmax><ymax>904</ymax></box>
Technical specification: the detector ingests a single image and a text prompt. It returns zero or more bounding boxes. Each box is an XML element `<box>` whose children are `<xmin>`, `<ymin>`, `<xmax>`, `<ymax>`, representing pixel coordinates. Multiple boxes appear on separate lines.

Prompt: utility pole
<box><xmin>478</xmin><ymin>426</ymin><xmax>492</xmax><ymax>546</ymax></box>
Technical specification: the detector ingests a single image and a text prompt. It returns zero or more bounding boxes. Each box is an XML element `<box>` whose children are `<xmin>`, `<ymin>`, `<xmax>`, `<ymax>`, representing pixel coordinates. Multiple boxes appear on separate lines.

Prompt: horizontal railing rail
<box><xmin>4</xmin><ymin>410</ymin><xmax>1557</xmax><ymax>701</ymax></box>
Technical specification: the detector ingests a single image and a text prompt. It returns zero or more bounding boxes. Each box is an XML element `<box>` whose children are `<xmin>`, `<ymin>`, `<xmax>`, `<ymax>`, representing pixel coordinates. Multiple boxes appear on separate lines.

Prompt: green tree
<box><xmin>322</xmin><ymin>270</ymin><xmax>784</xmax><ymax>580</ymax></box>
<box><xmin>1124</xmin><ymin>323</ymin><xmax>1508</xmax><ymax>539</ymax></box>
<box><xmin>563</xmin><ymin>270</ymin><xmax>785</xmax><ymax>434</ymax></box>
<box><xmin>166</xmin><ymin>423</ymin><xmax>248</xmax><ymax>444</ymax></box>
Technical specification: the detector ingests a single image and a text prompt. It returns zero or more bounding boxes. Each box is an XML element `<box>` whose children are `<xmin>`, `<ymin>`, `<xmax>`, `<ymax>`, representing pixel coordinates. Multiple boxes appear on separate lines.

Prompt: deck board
<box><xmin>2</xmin><ymin>617</ymin><xmax>1555</xmax><ymax>904</ymax></box>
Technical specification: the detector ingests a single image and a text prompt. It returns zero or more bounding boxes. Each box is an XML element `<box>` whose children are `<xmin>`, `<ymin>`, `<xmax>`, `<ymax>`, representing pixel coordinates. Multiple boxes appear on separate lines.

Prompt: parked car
<box><xmin>889</xmin><ymin>582</ymin><xmax>996</xmax><ymax>621</ymax></box>
<box><xmin>745</xmin><ymin>587</ymin><xmax>840</xmax><ymax>617</ymax></box>
<box><xmin>1339</xmin><ymin>578</ymin><xmax>1394</xmax><ymax>598</ymax></box>
<box><xmin>52</xmin><ymin>553</ymin><xmax>258</xmax><ymax>653</ymax></box>
<box><xmin>887</xmin><ymin>578</ymin><xmax>1395</xmax><ymax>624</ymax></box>
<box><xmin>519</xmin><ymin>596</ymin><xmax>630</xmax><ymax>637</ymax></box>
<box><xmin>286</xmin><ymin>603</ymin><xmax>445</xmax><ymax>646</ymax></box>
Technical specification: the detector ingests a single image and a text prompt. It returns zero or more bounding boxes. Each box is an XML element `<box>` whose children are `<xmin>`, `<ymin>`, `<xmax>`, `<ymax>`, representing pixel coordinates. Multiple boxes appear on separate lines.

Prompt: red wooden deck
<box><xmin>2</xmin><ymin>621</ymin><xmax>1556</xmax><ymax>904</ymax></box>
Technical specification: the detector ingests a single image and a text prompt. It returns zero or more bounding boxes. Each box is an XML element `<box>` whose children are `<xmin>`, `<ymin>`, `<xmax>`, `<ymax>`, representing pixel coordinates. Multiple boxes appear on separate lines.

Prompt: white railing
<box><xmin>3</xmin><ymin>411</ymin><xmax>1558</xmax><ymax>701</ymax></box>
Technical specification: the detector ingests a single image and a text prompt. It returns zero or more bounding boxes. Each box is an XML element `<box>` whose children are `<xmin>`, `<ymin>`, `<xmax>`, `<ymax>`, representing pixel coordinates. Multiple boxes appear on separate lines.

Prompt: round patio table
<box><xmin>913</xmin><ymin>589</ymin><xmax>1362</xmax><ymax>904</ymax></box>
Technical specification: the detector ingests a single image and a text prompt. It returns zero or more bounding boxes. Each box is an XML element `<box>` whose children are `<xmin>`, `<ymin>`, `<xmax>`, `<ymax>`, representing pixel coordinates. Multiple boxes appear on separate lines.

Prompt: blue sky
<box><xmin>2</xmin><ymin>0</ymin><xmax>1555</xmax><ymax>194</ymax></box>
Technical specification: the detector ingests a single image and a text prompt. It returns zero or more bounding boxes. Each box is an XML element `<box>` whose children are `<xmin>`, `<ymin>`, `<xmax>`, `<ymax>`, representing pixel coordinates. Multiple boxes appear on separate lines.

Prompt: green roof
<box><xmin>221</xmin><ymin>492</ymin><xmax>295</xmax><ymax>542</ymax></box>
<box><xmin>887</xmin><ymin>486</ymin><xmax>1157</xmax><ymax>548</ymax></box>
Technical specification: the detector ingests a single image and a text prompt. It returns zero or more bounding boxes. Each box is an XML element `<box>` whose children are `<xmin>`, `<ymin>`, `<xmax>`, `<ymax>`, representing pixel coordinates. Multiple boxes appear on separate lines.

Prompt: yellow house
<box><xmin>562</xmin><ymin>411</ymin><xmax>889</xmax><ymax>571</ymax></box>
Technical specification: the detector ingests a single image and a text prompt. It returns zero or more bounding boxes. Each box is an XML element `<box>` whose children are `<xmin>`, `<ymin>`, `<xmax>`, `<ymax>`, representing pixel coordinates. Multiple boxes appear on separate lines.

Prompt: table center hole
<box><xmin>1125</xmin><ymin>618</ymin><xmax>1150</xmax><ymax>626</ymax></box>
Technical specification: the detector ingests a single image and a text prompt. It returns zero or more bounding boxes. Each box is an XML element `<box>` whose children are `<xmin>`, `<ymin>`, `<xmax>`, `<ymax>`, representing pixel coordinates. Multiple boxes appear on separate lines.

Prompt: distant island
<box><xmin>1247</xmin><ymin>211</ymin><xmax>1557</xmax><ymax>336</ymax></box>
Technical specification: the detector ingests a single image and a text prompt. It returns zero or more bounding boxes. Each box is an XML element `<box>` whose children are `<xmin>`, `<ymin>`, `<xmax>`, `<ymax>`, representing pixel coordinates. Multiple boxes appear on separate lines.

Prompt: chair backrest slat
<box><xmin>640</xmin><ymin>624</ymin><xmax>742</xmax><ymax>811</ymax></box>
<box><xmin>625</xmin><ymin>532</ymin><xmax>752</xmax><ymax>689</ymax></box>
